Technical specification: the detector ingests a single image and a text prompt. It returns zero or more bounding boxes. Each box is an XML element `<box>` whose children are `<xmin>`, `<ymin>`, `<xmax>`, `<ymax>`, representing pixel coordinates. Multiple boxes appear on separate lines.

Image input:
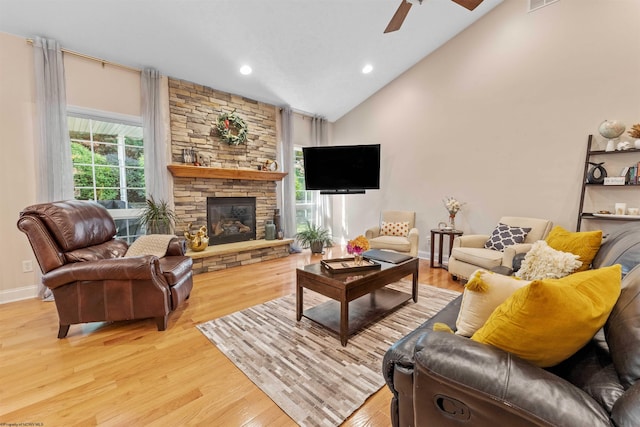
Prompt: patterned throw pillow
<box><xmin>484</xmin><ymin>223</ymin><xmax>532</xmax><ymax>252</ymax></box>
<box><xmin>380</xmin><ymin>221</ymin><xmax>410</xmax><ymax>237</ymax></box>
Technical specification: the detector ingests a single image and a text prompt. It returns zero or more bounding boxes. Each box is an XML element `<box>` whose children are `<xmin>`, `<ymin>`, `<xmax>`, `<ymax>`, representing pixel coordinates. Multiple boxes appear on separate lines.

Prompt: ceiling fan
<box><xmin>384</xmin><ymin>0</ymin><xmax>485</xmax><ymax>33</ymax></box>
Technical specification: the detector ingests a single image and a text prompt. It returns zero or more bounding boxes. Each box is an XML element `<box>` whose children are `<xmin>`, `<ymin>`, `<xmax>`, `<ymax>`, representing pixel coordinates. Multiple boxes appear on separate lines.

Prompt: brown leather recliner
<box><xmin>17</xmin><ymin>200</ymin><xmax>194</xmax><ymax>338</ymax></box>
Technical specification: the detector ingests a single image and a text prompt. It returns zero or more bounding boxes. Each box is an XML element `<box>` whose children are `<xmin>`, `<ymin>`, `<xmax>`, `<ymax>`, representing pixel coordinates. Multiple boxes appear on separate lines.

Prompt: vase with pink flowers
<box><xmin>347</xmin><ymin>235</ymin><xmax>370</xmax><ymax>266</ymax></box>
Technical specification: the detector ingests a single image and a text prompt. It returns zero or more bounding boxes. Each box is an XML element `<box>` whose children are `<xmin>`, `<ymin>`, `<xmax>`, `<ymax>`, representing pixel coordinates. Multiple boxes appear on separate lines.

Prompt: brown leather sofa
<box><xmin>383</xmin><ymin>224</ymin><xmax>640</xmax><ymax>426</ymax></box>
<box><xmin>17</xmin><ymin>200</ymin><xmax>194</xmax><ymax>338</ymax></box>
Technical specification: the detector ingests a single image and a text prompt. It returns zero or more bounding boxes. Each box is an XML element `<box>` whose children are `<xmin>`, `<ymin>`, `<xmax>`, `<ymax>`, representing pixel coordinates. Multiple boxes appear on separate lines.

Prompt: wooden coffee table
<box><xmin>296</xmin><ymin>257</ymin><xmax>419</xmax><ymax>346</ymax></box>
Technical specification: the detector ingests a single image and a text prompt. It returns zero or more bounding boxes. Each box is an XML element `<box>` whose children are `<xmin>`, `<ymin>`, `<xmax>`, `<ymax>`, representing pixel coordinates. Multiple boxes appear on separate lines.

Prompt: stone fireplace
<box><xmin>167</xmin><ymin>78</ymin><xmax>292</xmax><ymax>273</ymax></box>
<box><xmin>207</xmin><ymin>196</ymin><xmax>256</xmax><ymax>245</ymax></box>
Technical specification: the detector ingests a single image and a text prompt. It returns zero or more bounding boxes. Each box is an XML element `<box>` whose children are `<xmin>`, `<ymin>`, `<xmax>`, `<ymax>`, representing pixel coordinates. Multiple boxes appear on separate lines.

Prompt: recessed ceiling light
<box><xmin>240</xmin><ymin>65</ymin><xmax>252</xmax><ymax>75</ymax></box>
<box><xmin>362</xmin><ymin>64</ymin><xmax>373</xmax><ymax>74</ymax></box>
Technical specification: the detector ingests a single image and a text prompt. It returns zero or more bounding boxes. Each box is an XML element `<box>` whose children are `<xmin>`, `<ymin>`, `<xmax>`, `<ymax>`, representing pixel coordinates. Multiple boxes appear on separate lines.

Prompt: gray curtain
<box><xmin>33</xmin><ymin>37</ymin><xmax>73</xmax><ymax>203</ymax></box>
<box><xmin>281</xmin><ymin>107</ymin><xmax>297</xmax><ymax>241</ymax></box>
<box><xmin>141</xmin><ymin>68</ymin><xmax>169</xmax><ymax>202</ymax></box>
<box><xmin>311</xmin><ymin>116</ymin><xmax>332</xmax><ymax>233</ymax></box>
<box><xmin>33</xmin><ymin>36</ymin><xmax>73</xmax><ymax>300</ymax></box>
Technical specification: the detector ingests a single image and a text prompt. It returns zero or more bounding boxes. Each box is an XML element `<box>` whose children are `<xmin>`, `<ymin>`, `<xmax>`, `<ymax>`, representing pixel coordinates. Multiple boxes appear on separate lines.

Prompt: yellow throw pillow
<box><xmin>455</xmin><ymin>269</ymin><xmax>531</xmax><ymax>337</ymax></box>
<box><xmin>471</xmin><ymin>264</ymin><xmax>621</xmax><ymax>368</ymax></box>
<box><xmin>545</xmin><ymin>226</ymin><xmax>602</xmax><ymax>272</ymax></box>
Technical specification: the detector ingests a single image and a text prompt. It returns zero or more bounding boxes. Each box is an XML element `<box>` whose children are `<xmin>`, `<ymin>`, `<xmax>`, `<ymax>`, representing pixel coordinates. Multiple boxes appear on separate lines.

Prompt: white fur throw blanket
<box><xmin>125</xmin><ymin>234</ymin><xmax>175</xmax><ymax>258</ymax></box>
<box><xmin>515</xmin><ymin>240</ymin><xmax>582</xmax><ymax>280</ymax></box>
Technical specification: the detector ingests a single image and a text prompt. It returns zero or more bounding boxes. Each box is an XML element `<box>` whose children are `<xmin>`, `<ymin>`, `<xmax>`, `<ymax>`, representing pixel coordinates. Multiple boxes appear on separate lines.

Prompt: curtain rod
<box><xmin>279</xmin><ymin>107</ymin><xmax>322</xmax><ymax>119</ymax></box>
<box><xmin>26</xmin><ymin>38</ymin><xmax>141</xmax><ymax>74</ymax></box>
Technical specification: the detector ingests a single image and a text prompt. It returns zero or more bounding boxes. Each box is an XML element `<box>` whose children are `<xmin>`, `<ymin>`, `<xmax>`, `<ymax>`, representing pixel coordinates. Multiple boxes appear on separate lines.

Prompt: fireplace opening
<box><xmin>207</xmin><ymin>197</ymin><xmax>256</xmax><ymax>245</ymax></box>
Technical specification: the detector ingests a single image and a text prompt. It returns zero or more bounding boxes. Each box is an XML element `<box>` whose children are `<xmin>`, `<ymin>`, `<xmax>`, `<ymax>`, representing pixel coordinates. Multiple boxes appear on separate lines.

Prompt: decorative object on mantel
<box><xmin>196</xmin><ymin>152</ymin><xmax>210</xmax><ymax>166</ymax></box>
<box><xmin>262</xmin><ymin>159</ymin><xmax>278</xmax><ymax>171</ymax></box>
<box><xmin>598</xmin><ymin>119</ymin><xmax>626</xmax><ymax>140</ymax></box>
<box><xmin>587</xmin><ymin>162</ymin><xmax>607</xmax><ymax>184</ymax></box>
<box><xmin>184</xmin><ymin>223</ymin><xmax>209</xmax><ymax>251</ymax></box>
<box><xmin>215</xmin><ymin>109</ymin><xmax>248</xmax><ymax>145</ymax></box>
<box><xmin>182</xmin><ymin>148</ymin><xmax>197</xmax><ymax>164</ymax></box>
<box><xmin>443</xmin><ymin>196</ymin><xmax>465</xmax><ymax>230</ymax></box>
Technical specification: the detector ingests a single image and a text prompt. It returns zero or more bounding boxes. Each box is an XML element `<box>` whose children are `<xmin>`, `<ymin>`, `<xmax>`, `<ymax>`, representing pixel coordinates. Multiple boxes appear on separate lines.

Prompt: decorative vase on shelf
<box><xmin>449</xmin><ymin>214</ymin><xmax>456</xmax><ymax>231</ymax></box>
<box><xmin>598</xmin><ymin>120</ymin><xmax>626</xmax><ymax>140</ymax></box>
<box><xmin>587</xmin><ymin>162</ymin><xmax>607</xmax><ymax>184</ymax></box>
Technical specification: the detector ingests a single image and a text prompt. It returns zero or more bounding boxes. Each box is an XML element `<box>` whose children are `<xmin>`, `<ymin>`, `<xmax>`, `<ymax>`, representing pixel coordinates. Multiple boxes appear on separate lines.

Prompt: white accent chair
<box><xmin>448</xmin><ymin>216</ymin><xmax>553</xmax><ymax>281</ymax></box>
<box><xmin>365</xmin><ymin>211</ymin><xmax>419</xmax><ymax>257</ymax></box>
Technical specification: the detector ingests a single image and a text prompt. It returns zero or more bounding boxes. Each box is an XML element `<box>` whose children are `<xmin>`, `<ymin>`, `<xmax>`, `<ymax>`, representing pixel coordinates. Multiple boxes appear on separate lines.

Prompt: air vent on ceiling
<box><xmin>529</xmin><ymin>0</ymin><xmax>559</xmax><ymax>12</ymax></box>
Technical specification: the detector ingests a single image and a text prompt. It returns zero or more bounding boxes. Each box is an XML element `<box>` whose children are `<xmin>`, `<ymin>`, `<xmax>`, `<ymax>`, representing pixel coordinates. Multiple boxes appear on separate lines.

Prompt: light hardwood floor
<box><xmin>0</xmin><ymin>246</ymin><xmax>462</xmax><ymax>426</ymax></box>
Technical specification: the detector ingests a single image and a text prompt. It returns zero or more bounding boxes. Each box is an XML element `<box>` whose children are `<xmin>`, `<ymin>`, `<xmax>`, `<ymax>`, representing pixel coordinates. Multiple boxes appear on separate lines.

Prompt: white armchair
<box><xmin>365</xmin><ymin>211</ymin><xmax>419</xmax><ymax>257</ymax></box>
<box><xmin>448</xmin><ymin>216</ymin><xmax>553</xmax><ymax>280</ymax></box>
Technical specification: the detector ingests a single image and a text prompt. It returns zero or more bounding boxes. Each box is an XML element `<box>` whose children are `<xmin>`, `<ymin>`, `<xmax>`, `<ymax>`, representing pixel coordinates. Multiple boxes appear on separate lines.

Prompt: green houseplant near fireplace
<box><xmin>295</xmin><ymin>221</ymin><xmax>334</xmax><ymax>254</ymax></box>
<box><xmin>138</xmin><ymin>196</ymin><xmax>176</xmax><ymax>234</ymax></box>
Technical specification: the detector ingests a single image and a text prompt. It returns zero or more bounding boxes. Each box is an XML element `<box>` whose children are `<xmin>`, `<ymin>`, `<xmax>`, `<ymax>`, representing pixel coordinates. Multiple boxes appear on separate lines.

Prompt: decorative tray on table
<box><xmin>320</xmin><ymin>257</ymin><xmax>381</xmax><ymax>273</ymax></box>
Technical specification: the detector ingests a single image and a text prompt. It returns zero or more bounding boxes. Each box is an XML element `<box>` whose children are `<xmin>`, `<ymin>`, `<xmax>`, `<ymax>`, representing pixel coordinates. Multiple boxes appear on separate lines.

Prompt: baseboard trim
<box><xmin>0</xmin><ymin>285</ymin><xmax>38</xmax><ymax>304</ymax></box>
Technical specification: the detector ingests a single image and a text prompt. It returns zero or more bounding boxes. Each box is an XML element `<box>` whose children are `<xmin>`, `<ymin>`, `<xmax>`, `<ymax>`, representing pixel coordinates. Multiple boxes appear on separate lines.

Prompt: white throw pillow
<box><xmin>515</xmin><ymin>240</ymin><xmax>582</xmax><ymax>281</ymax></box>
<box><xmin>455</xmin><ymin>269</ymin><xmax>531</xmax><ymax>337</ymax></box>
<box><xmin>380</xmin><ymin>221</ymin><xmax>409</xmax><ymax>237</ymax></box>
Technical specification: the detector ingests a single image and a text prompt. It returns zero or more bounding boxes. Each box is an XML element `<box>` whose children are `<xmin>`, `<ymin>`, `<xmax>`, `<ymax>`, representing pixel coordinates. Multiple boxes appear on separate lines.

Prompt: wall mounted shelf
<box><xmin>167</xmin><ymin>164</ymin><xmax>287</xmax><ymax>182</ymax></box>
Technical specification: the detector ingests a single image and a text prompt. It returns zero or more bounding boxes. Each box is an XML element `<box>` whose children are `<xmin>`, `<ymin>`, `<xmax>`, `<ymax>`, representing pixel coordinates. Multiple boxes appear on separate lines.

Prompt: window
<box><xmin>294</xmin><ymin>146</ymin><xmax>316</xmax><ymax>233</ymax></box>
<box><xmin>68</xmin><ymin>112</ymin><xmax>145</xmax><ymax>243</ymax></box>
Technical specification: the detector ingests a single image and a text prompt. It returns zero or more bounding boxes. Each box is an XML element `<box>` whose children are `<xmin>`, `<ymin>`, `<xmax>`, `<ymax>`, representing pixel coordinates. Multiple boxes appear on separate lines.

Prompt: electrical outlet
<box><xmin>22</xmin><ymin>260</ymin><xmax>33</xmax><ymax>273</ymax></box>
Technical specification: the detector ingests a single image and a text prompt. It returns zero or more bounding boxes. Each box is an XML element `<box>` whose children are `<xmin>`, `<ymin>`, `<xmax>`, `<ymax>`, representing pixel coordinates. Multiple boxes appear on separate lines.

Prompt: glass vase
<box><xmin>354</xmin><ymin>253</ymin><xmax>364</xmax><ymax>266</ymax></box>
<box><xmin>449</xmin><ymin>214</ymin><xmax>456</xmax><ymax>231</ymax></box>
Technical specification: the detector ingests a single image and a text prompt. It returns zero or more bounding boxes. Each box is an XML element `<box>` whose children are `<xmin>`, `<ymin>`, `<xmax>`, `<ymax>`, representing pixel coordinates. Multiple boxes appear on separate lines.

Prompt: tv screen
<box><xmin>302</xmin><ymin>144</ymin><xmax>380</xmax><ymax>194</ymax></box>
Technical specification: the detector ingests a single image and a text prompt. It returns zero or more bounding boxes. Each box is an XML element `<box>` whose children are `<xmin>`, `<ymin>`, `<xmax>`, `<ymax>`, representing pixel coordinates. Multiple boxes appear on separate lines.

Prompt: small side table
<box><xmin>430</xmin><ymin>228</ymin><xmax>463</xmax><ymax>269</ymax></box>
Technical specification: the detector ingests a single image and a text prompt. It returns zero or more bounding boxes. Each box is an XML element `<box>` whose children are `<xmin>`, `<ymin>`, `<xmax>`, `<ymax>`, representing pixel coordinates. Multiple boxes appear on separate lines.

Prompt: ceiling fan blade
<box><xmin>451</xmin><ymin>0</ymin><xmax>485</xmax><ymax>11</ymax></box>
<box><xmin>384</xmin><ymin>0</ymin><xmax>413</xmax><ymax>34</ymax></box>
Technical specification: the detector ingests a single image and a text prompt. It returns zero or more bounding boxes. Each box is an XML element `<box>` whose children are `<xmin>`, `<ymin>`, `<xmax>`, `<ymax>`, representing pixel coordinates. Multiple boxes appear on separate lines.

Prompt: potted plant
<box><xmin>139</xmin><ymin>196</ymin><xmax>176</xmax><ymax>234</ymax></box>
<box><xmin>295</xmin><ymin>221</ymin><xmax>334</xmax><ymax>254</ymax></box>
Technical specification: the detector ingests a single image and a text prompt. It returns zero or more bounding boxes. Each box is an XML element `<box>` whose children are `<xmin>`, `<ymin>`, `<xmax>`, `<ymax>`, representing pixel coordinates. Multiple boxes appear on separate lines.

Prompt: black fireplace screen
<box><xmin>207</xmin><ymin>197</ymin><xmax>256</xmax><ymax>245</ymax></box>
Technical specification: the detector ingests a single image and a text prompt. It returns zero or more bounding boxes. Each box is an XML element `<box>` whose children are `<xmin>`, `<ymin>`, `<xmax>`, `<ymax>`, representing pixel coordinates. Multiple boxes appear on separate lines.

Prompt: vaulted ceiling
<box><xmin>0</xmin><ymin>0</ymin><xmax>503</xmax><ymax>121</ymax></box>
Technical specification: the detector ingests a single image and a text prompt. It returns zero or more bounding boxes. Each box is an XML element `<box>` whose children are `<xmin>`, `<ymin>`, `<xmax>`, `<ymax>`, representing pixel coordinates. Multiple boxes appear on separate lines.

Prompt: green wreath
<box><xmin>216</xmin><ymin>110</ymin><xmax>248</xmax><ymax>145</ymax></box>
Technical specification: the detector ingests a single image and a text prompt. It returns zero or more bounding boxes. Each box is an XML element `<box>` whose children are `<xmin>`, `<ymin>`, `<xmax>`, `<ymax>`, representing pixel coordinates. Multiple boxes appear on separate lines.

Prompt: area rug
<box><xmin>196</xmin><ymin>282</ymin><xmax>459</xmax><ymax>427</ymax></box>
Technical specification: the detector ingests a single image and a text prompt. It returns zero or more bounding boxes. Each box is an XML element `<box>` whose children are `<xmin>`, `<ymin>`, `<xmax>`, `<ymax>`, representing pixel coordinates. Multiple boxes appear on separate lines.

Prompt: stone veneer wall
<box><xmin>168</xmin><ymin>78</ymin><xmax>277</xmax><ymax>169</ymax></box>
<box><xmin>168</xmin><ymin>78</ymin><xmax>287</xmax><ymax>270</ymax></box>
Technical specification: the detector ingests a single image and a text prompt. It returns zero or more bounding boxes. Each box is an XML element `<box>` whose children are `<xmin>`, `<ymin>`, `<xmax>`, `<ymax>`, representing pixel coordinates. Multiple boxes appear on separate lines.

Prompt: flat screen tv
<box><xmin>302</xmin><ymin>144</ymin><xmax>380</xmax><ymax>194</ymax></box>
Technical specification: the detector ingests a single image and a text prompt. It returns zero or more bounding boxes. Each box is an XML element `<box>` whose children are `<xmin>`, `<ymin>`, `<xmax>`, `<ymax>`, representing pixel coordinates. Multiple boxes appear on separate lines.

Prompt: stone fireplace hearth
<box><xmin>168</xmin><ymin>167</ymin><xmax>291</xmax><ymax>273</ymax></box>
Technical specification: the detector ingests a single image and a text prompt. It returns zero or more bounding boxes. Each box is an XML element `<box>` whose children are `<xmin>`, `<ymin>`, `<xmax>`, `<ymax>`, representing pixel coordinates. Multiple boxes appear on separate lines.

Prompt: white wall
<box><xmin>331</xmin><ymin>0</ymin><xmax>640</xmax><ymax>257</ymax></box>
<box><xmin>0</xmin><ymin>31</ymin><xmax>142</xmax><ymax>302</ymax></box>
<box><xmin>0</xmin><ymin>33</ymin><xmax>38</xmax><ymax>302</ymax></box>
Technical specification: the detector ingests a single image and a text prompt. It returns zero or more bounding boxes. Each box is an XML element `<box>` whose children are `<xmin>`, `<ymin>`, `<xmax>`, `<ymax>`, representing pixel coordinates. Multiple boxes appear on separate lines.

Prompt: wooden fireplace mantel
<box><xmin>167</xmin><ymin>164</ymin><xmax>288</xmax><ymax>181</ymax></box>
